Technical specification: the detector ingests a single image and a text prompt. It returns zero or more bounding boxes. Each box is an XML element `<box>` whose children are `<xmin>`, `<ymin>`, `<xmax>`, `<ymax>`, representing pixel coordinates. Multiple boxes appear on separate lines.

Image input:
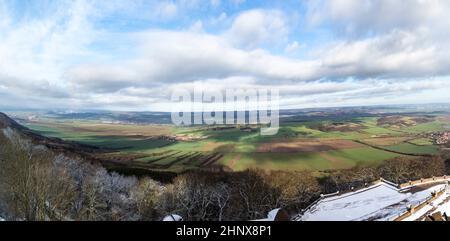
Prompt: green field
<box><xmin>20</xmin><ymin>112</ymin><xmax>448</xmax><ymax>173</ymax></box>
<box><xmin>384</xmin><ymin>143</ymin><xmax>439</xmax><ymax>155</ymax></box>
<box><xmin>408</xmin><ymin>138</ymin><xmax>434</xmax><ymax>146</ymax></box>
<box><xmin>220</xmin><ymin>147</ymin><xmax>401</xmax><ymax>171</ymax></box>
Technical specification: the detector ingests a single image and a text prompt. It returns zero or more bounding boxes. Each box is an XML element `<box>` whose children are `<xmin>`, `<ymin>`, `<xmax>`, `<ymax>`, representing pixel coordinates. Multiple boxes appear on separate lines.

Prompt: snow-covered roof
<box><xmin>403</xmin><ymin>187</ymin><xmax>450</xmax><ymax>221</ymax></box>
<box><xmin>434</xmin><ymin>197</ymin><xmax>450</xmax><ymax>216</ymax></box>
<box><xmin>162</xmin><ymin>214</ymin><xmax>183</xmax><ymax>221</ymax></box>
<box><xmin>298</xmin><ymin>181</ymin><xmax>448</xmax><ymax>221</ymax></box>
<box><xmin>267</xmin><ymin>208</ymin><xmax>281</xmax><ymax>221</ymax></box>
<box><xmin>252</xmin><ymin>208</ymin><xmax>284</xmax><ymax>221</ymax></box>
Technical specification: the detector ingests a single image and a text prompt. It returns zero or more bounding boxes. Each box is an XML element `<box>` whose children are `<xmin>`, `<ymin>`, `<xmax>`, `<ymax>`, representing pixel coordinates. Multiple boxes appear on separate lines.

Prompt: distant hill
<box><xmin>0</xmin><ymin>112</ymin><xmax>28</xmax><ymax>130</ymax></box>
<box><xmin>0</xmin><ymin>112</ymin><xmax>103</xmax><ymax>155</ymax></box>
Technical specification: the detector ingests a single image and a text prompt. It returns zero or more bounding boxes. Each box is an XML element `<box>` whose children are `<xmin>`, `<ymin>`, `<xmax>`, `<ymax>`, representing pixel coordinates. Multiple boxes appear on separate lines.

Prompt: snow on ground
<box><xmin>299</xmin><ymin>182</ymin><xmax>447</xmax><ymax>221</ymax></box>
<box><xmin>403</xmin><ymin>187</ymin><xmax>450</xmax><ymax>221</ymax></box>
<box><xmin>0</xmin><ymin>217</ymin><xmax>4</xmax><ymax>221</ymax></box>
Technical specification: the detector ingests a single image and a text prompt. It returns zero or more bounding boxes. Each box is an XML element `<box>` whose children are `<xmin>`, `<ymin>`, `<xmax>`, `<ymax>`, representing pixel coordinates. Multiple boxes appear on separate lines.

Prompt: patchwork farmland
<box><xmin>9</xmin><ymin>109</ymin><xmax>450</xmax><ymax>175</ymax></box>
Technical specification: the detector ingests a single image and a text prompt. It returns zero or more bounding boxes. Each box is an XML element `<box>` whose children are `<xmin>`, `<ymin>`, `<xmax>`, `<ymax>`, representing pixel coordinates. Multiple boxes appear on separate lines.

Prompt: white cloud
<box><xmin>154</xmin><ymin>1</ymin><xmax>178</xmax><ymax>20</ymax></box>
<box><xmin>208</xmin><ymin>12</ymin><xmax>228</xmax><ymax>26</ymax></box>
<box><xmin>189</xmin><ymin>20</ymin><xmax>204</xmax><ymax>32</ymax></box>
<box><xmin>319</xmin><ymin>29</ymin><xmax>448</xmax><ymax>79</ymax></box>
<box><xmin>0</xmin><ymin>1</ymin><xmax>10</xmax><ymax>31</ymax></box>
<box><xmin>0</xmin><ymin>0</ymin><xmax>97</xmax><ymax>88</ymax></box>
<box><xmin>1</xmin><ymin>1</ymin><xmax>450</xmax><ymax>111</ymax></box>
<box><xmin>225</xmin><ymin>9</ymin><xmax>289</xmax><ymax>49</ymax></box>
<box><xmin>65</xmin><ymin>27</ymin><xmax>450</xmax><ymax>94</ymax></box>
<box><xmin>307</xmin><ymin>0</ymin><xmax>450</xmax><ymax>36</ymax></box>
<box><xmin>284</xmin><ymin>41</ymin><xmax>301</xmax><ymax>53</ymax></box>
<box><xmin>65</xmin><ymin>30</ymin><xmax>327</xmax><ymax>93</ymax></box>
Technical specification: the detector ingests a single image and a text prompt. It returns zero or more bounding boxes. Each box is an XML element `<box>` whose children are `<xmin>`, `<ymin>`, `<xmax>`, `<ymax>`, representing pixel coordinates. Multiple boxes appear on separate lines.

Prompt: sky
<box><xmin>1</xmin><ymin>0</ymin><xmax>450</xmax><ymax>111</ymax></box>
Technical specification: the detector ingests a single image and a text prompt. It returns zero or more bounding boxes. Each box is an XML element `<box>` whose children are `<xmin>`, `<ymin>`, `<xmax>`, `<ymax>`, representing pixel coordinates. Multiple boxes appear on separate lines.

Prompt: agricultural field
<box><xmin>383</xmin><ymin>143</ymin><xmax>439</xmax><ymax>155</ymax></box>
<box><xmin>9</xmin><ymin>110</ymin><xmax>450</xmax><ymax>174</ymax></box>
<box><xmin>408</xmin><ymin>138</ymin><xmax>434</xmax><ymax>146</ymax></box>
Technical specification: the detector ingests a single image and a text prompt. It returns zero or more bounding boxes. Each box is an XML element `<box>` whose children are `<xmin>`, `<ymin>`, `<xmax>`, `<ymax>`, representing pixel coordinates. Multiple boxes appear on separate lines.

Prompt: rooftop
<box><xmin>297</xmin><ymin>179</ymin><xmax>449</xmax><ymax>221</ymax></box>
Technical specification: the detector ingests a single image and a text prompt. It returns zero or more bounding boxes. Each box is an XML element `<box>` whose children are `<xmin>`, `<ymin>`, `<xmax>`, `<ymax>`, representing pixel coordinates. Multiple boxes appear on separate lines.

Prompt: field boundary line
<box><xmin>353</xmin><ymin>140</ymin><xmax>432</xmax><ymax>157</ymax></box>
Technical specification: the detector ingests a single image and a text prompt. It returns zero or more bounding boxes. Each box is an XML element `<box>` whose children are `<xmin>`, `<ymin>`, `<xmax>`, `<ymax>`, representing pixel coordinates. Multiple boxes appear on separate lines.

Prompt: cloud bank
<box><xmin>0</xmin><ymin>0</ymin><xmax>450</xmax><ymax>111</ymax></box>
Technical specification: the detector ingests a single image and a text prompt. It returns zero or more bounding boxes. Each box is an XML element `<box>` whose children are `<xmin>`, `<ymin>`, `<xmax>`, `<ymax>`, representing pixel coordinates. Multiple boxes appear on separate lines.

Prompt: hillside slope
<box><xmin>0</xmin><ymin>112</ymin><xmax>103</xmax><ymax>155</ymax></box>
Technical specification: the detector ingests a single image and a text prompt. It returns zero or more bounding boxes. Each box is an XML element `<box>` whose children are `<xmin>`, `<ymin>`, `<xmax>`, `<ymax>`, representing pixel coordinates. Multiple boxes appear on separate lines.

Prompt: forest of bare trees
<box><xmin>1</xmin><ymin>127</ymin><xmax>450</xmax><ymax>221</ymax></box>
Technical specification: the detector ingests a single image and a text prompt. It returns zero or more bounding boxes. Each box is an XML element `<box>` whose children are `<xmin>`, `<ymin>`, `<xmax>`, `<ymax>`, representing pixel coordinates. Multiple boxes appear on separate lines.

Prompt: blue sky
<box><xmin>1</xmin><ymin>0</ymin><xmax>450</xmax><ymax>111</ymax></box>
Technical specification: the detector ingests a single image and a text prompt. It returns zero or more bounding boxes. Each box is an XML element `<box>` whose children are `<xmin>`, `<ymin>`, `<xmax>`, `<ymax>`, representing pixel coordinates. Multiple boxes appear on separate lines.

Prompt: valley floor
<box><xmin>11</xmin><ymin>112</ymin><xmax>448</xmax><ymax>174</ymax></box>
